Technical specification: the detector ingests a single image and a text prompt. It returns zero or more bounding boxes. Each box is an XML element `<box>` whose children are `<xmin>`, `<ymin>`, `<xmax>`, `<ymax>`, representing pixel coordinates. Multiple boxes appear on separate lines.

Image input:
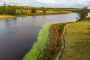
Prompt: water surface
<box><xmin>0</xmin><ymin>13</ymin><xmax>78</xmax><ymax>60</ymax></box>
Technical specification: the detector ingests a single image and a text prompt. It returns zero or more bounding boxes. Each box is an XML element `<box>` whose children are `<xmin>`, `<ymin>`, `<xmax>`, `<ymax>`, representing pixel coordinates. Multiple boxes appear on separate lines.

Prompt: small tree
<box><xmin>7</xmin><ymin>6</ymin><xmax>17</xmax><ymax>15</ymax></box>
<box><xmin>42</xmin><ymin>7</ymin><xmax>46</xmax><ymax>13</ymax></box>
<box><xmin>78</xmin><ymin>7</ymin><xmax>88</xmax><ymax>20</ymax></box>
<box><xmin>31</xmin><ymin>8</ymin><xmax>36</xmax><ymax>13</ymax></box>
<box><xmin>43</xmin><ymin>9</ymin><xmax>46</xmax><ymax>13</ymax></box>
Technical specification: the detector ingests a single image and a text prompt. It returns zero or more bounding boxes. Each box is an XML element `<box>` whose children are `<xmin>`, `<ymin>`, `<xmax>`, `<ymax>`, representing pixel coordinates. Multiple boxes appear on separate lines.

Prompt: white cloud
<box><xmin>37</xmin><ymin>0</ymin><xmax>58</xmax><ymax>4</ymax></box>
<box><xmin>0</xmin><ymin>0</ymin><xmax>90</xmax><ymax>8</ymax></box>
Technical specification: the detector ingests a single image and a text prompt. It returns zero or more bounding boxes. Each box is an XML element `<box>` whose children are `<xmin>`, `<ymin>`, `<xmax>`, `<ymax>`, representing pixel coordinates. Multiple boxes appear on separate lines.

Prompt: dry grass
<box><xmin>0</xmin><ymin>15</ymin><xmax>15</xmax><ymax>19</ymax></box>
<box><xmin>16</xmin><ymin>10</ymin><xmax>71</xmax><ymax>15</ymax></box>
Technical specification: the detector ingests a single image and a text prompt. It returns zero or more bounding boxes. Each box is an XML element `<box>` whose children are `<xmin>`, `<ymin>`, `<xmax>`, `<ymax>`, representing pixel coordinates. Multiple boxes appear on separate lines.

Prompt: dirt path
<box><xmin>55</xmin><ymin>26</ymin><xmax>66</xmax><ymax>60</ymax></box>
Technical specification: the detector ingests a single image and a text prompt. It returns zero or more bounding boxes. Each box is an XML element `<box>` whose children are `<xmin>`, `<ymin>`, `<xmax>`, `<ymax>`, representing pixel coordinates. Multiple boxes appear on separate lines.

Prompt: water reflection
<box><xmin>5</xmin><ymin>18</ymin><xmax>17</xmax><ymax>26</ymax></box>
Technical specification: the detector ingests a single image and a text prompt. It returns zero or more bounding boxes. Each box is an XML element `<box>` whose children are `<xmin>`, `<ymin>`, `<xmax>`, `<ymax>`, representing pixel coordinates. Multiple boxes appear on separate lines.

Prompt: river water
<box><xmin>0</xmin><ymin>13</ymin><xmax>78</xmax><ymax>60</ymax></box>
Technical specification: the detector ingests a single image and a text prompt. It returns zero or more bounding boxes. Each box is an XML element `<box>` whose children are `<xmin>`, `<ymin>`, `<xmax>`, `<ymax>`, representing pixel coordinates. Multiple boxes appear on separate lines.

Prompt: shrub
<box><xmin>78</xmin><ymin>7</ymin><xmax>88</xmax><ymax>20</ymax></box>
<box><xmin>31</xmin><ymin>8</ymin><xmax>36</xmax><ymax>13</ymax></box>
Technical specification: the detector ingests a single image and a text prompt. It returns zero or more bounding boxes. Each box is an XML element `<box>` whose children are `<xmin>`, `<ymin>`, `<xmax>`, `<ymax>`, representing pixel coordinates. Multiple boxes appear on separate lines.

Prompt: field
<box><xmin>61</xmin><ymin>20</ymin><xmax>90</xmax><ymax>60</ymax></box>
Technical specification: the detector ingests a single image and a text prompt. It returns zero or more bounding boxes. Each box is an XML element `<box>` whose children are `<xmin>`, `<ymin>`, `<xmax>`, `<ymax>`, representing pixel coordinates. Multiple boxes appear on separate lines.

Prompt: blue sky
<box><xmin>0</xmin><ymin>0</ymin><xmax>90</xmax><ymax>8</ymax></box>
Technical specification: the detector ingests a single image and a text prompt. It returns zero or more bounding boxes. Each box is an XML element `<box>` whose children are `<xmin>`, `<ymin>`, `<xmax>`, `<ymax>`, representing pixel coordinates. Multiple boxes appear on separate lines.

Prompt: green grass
<box><xmin>61</xmin><ymin>20</ymin><xmax>90</xmax><ymax>60</ymax></box>
<box><xmin>22</xmin><ymin>24</ymin><xmax>50</xmax><ymax>60</ymax></box>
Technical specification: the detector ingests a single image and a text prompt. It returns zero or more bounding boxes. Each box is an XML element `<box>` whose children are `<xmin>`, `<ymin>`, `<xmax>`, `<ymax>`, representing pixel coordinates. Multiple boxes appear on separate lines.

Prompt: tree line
<box><xmin>0</xmin><ymin>5</ymin><xmax>75</xmax><ymax>15</ymax></box>
<box><xmin>0</xmin><ymin>6</ymin><xmax>17</xmax><ymax>15</ymax></box>
<box><xmin>0</xmin><ymin>6</ymin><xmax>50</xmax><ymax>15</ymax></box>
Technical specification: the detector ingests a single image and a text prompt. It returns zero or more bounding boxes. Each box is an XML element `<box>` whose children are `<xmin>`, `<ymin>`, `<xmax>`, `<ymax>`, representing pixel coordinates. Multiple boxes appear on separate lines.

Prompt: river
<box><xmin>0</xmin><ymin>13</ymin><xmax>78</xmax><ymax>60</ymax></box>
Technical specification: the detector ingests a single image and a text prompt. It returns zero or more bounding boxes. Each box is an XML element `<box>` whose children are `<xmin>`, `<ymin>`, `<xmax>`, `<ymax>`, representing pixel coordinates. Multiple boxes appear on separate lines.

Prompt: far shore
<box><xmin>0</xmin><ymin>11</ymin><xmax>71</xmax><ymax>19</ymax></box>
<box><xmin>0</xmin><ymin>15</ymin><xmax>16</xmax><ymax>19</ymax></box>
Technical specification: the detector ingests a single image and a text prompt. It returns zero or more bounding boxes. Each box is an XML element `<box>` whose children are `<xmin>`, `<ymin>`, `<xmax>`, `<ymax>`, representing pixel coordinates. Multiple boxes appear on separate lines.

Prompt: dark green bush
<box><xmin>78</xmin><ymin>7</ymin><xmax>88</xmax><ymax>20</ymax></box>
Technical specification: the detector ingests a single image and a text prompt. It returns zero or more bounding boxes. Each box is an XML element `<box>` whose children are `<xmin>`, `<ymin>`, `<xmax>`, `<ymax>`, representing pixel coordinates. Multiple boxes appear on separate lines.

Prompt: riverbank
<box><xmin>23</xmin><ymin>17</ymin><xmax>90</xmax><ymax>60</ymax></box>
<box><xmin>0</xmin><ymin>15</ymin><xmax>15</xmax><ymax>19</ymax></box>
<box><xmin>43</xmin><ymin>19</ymin><xmax>90</xmax><ymax>60</ymax></box>
<box><xmin>23</xmin><ymin>24</ymin><xmax>50</xmax><ymax>60</ymax></box>
<box><xmin>61</xmin><ymin>20</ymin><xmax>90</xmax><ymax>60</ymax></box>
<box><xmin>0</xmin><ymin>10</ymin><xmax>71</xmax><ymax>19</ymax></box>
<box><xmin>17</xmin><ymin>11</ymin><xmax>72</xmax><ymax>16</ymax></box>
<box><xmin>23</xmin><ymin>23</ymin><xmax>66</xmax><ymax>60</ymax></box>
<box><xmin>43</xmin><ymin>23</ymin><xmax>66</xmax><ymax>60</ymax></box>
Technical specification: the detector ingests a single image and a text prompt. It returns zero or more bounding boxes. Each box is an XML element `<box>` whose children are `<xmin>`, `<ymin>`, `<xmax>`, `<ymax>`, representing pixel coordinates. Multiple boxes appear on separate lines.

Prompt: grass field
<box><xmin>61</xmin><ymin>20</ymin><xmax>90</xmax><ymax>60</ymax></box>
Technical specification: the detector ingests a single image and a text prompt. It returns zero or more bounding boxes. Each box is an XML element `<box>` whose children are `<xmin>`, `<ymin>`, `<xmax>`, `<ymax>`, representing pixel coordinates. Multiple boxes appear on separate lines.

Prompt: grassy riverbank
<box><xmin>23</xmin><ymin>23</ymin><xmax>66</xmax><ymax>60</ymax></box>
<box><xmin>61</xmin><ymin>20</ymin><xmax>90</xmax><ymax>60</ymax></box>
<box><xmin>23</xmin><ymin>24</ymin><xmax>50</xmax><ymax>60</ymax></box>
<box><xmin>0</xmin><ymin>15</ymin><xmax>15</xmax><ymax>19</ymax></box>
<box><xmin>43</xmin><ymin>23</ymin><xmax>65</xmax><ymax>60</ymax></box>
<box><xmin>22</xmin><ymin>18</ymin><xmax>90</xmax><ymax>60</ymax></box>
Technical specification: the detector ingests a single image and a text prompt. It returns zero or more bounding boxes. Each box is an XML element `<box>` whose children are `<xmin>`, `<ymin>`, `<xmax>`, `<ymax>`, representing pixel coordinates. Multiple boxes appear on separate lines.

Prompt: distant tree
<box><xmin>43</xmin><ymin>9</ymin><xmax>46</xmax><ymax>13</ymax></box>
<box><xmin>31</xmin><ymin>8</ymin><xmax>36</xmax><ymax>13</ymax></box>
<box><xmin>9</xmin><ymin>8</ymin><xmax>16</xmax><ymax>15</ymax></box>
<box><xmin>6</xmin><ymin>5</ymin><xmax>17</xmax><ymax>15</ymax></box>
<box><xmin>78</xmin><ymin>7</ymin><xmax>88</xmax><ymax>20</ymax></box>
<box><xmin>42</xmin><ymin>7</ymin><xmax>46</xmax><ymax>13</ymax></box>
<box><xmin>0</xmin><ymin>6</ymin><xmax>4</xmax><ymax>14</ymax></box>
<box><xmin>0</xmin><ymin>3</ymin><xmax>17</xmax><ymax>15</ymax></box>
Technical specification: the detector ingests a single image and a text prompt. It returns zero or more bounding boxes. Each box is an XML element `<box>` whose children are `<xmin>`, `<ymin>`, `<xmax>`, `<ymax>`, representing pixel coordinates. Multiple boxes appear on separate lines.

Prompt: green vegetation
<box><xmin>61</xmin><ymin>20</ymin><xmax>90</xmax><ymax>60</ymax></box>
<box><xmin>78</xmin><ymin>7</ymin><xmax>88</xmax><ymax>20</ymax></box>
<box><xmin>23</xmin><ymin>24</ymin><xmax>50</xmax><ymax>60</ymax></box>
<box><xmin>43</xmin><ymin>23</ymin><xmax>65</xmax><ymax>60</ymax></box>
<box><xmin>0</xmin><ymin>6</ymin><xmax>17</xmax><ymax>15</ymax></box>
<box><xmin>0</xmin><ymin>6</ymin><xmax>73</xmax><ymax>16</ymax></box>
<box><xmin>86</xmin><ymin>17</ymin><xmax>90</xmax><ymax>20</ymax></box>
<box><xmin>23</xmin><ymin>23</ymin><xmax>66</xmax><ymax>60</ymax></box>
<box><xmin>31</xmin><ymin>8</ymin><xmax>36</xmax><ymax>13</ymax></box>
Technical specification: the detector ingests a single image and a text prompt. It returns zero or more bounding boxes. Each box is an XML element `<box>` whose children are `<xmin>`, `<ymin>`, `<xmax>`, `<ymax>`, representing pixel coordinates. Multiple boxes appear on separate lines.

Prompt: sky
<box><xmin>0</xmin><ymin>0</ymin><xmax>90</xmax><ymax>8</ymax></box>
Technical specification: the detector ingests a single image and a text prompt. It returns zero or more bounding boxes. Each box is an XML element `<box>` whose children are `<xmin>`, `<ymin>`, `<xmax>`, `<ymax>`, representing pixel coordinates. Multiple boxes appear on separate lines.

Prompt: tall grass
<box><xmin>22</xmin><ymin>24</ymin><xmax>50</xmax><ymax>60</ymax></box>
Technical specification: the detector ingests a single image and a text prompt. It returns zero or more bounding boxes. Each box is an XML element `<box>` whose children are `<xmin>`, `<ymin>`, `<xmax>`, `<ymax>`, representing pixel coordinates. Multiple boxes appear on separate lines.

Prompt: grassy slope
<box><xmin>23</xmin><ymin>24</ymin><xmax>50</xmax><ymax>60</ymax></box>
<box><xmin>61</xmin><ymin>20</ymin><xmax>90</xmax><ymax>60</ymax></box>
<box><xmin>23</xmin><ymin>23</ymin><xmax>66</xmax><ymax>60</ymax></box>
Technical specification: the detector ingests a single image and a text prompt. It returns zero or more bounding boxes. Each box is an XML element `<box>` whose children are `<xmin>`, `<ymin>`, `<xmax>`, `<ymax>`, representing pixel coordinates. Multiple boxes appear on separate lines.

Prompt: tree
<box><xmin>31</xmin><ymin>8</ymin><xmax>36</xmax><ymax>13</ymax></box>
<box><xmin>6</xmin><ymin>6</ymin><xmax>17</xmax><ymax>15</ymax></box>
<box><xmin>42</xmin><ymin>7</ymin><xmax>46</xmax><ymax>13</ymax></box>
<box><xmin>78</xmin><ymin>7</ymin><xmax>88</xmax><ymax>20</ymax></box>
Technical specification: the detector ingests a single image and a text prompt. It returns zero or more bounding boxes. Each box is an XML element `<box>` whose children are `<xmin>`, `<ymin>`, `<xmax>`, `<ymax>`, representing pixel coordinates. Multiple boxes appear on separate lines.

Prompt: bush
<box><xmin>78</xmin><ymin>7</ymin><xmax>88</xmax><ymax>20</ymax></box>
<box><xmin>31</xmin><ymin>8</ymin><xmax>36</xmax><ymax>13</ymax></box>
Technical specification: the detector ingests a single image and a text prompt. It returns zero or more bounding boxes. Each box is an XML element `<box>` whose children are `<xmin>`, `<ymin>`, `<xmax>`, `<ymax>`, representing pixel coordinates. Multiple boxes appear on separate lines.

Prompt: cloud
<box><xmin>37</xmin><ymin>0</ymin><xmax>58</xmax><ymax>4</ymax></box>
<box><xmin>0</xmin><ymin>0</ymin><xmax>90</xmax><ymax>8</ymax></box>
